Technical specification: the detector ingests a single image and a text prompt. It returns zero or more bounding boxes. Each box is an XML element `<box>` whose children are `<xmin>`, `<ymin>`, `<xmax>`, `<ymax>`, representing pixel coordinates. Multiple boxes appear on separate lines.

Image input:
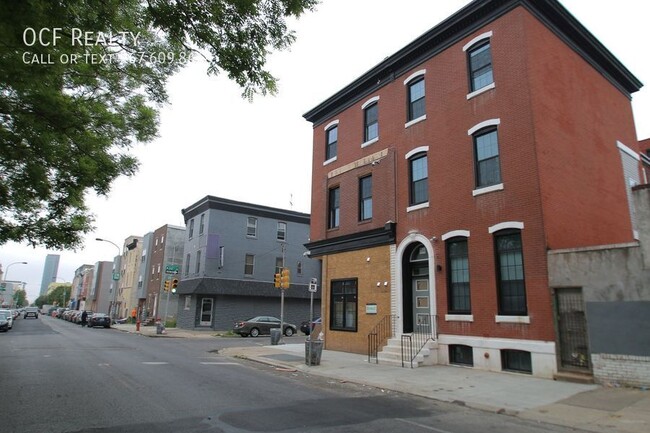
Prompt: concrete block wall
<box><xmin>592</xmin><ymin>354</ymin><xmax>650</xmax><ymax>387</ymax></box>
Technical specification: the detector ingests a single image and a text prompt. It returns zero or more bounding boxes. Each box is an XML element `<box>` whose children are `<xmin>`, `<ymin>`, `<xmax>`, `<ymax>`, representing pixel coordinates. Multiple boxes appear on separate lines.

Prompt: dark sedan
<box><xmin>88</xmin><ymin>313</ymin><xmax>111</xmax><ymax>328</ymax></box>
<box><xmin>233</xmin><ymin>316</ymin><xmax>296</xmax><ymax>337</ymax></box>
<box><xmin>300</xmin><ymin>317</ymin><xmax>321</xmax><ymax>336</ymax></box>
<box><xmin>0</xmin><ymin>312</ymin><xmax>9</xmax><ymax>332</ymax></box>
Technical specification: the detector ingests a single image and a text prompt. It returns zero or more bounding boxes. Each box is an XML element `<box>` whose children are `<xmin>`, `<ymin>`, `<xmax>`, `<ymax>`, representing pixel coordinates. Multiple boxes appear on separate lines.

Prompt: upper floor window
<box><xmin>465</xmin><ymin>33</ymin><xmax>493</xmax><ymax>92</ymax></box>
<box><xmin>275</xmin><ymin>257</ymin><xmax>283</xmax><ymax>275</ymax></box>
<box><xmin>407</xmin><ymin>77</ymin><xmax>425</xmax><ymax>121</ymax></box>
<box><xmin>409</xmin><ymin>153</ymin><xmax>428</xmax><ymax>206</ymax></box>
<box><xmin>184</xmin><ymin>253</ymin><xmax>190</xmax><ymax>276</ymax></box>
<box><xmin>188</xmin><ymin>219</ymin><xmax>194</xmax><ymax>239</ymax></box>
<box><xmin>359</xmin><ymin>175</ymin><xmax>372</xmax><ymax>221</ymax></box>
<box><xmin>277</xmin><ymin>222</ymin><xmax>287</xmax><ymax>241</ymax></box>
<box><xmin>495</xmin><ymin>230</ymin><xmax>527</xmax><ymax>316</ymax></box>
<box><xmin>364</xmin><ymin>102</ymin><xmax>378</xmax><ymax>142</ymax></box>
<box><xmin>326</xmin><ymin>124</ymin><xmax>338</xmax><ymax>161</ymax></box>
<box><xmin>244</xmin><ymin>254</ymin><xmax>255</xmax><ymax>276</ymax></box>
<box><xmin>195</xmin><ymin>250</ymin><xmax>201</xmax><ymax>274</ymax></box>
<box><xmin>199</xmin><ymin>213</ymin><xmax>205</xmax><ymax>235</ymax></box>
<box><xmin>328</xmin><ymin>186</ymin><xmax>340</xmax><ymax>229</ymax></box>
<box><xmin>247</xmin><ymin>217</ymin><xmax>257</xmax><ymax>238</ymax></box>
<box><xmin>473</xmin><ymin>127</ymin><xmax>501</xmax><ymax>188</ymax></box>
<box><xmin>446</xmin><ymin>237</ymin><xmax>471</xmax><ymax>314</ymax></box>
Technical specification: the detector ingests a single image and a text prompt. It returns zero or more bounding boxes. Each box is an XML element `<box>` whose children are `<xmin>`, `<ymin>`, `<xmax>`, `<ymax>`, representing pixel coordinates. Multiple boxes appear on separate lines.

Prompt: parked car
<box><xmin>0</xmin><ymin>309</ymin><xmax>13</xmax><ymax>329</ymax></box>
<box><xmin>0</xmin><ymin>312</ymin><xmax>9</xmax><ymax>332</ymax></box>
<box><xmin>24</xmin><ymin>307</ymin><xmax>39</xmax><ymax>319</ymax></box>
<box><xmin>300</xmin><ymin>317</ymin><xmax>321</xmax><ymax>336</ymax></box>
<box><xmin>88</xmin><ymin>313</ymin><xmax>110</xmax><ymax>328</ymax></box>
<box><xmin>233</xmin><ymin>316</ymin><xmax>297</xmax><ymax>337</ymax></box>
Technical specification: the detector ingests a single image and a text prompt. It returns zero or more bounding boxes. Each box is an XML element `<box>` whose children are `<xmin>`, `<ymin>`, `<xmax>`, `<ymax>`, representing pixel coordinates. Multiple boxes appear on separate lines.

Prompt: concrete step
<box><xmin>554</xmin><ymin>371</ymin><xmax>595</xmax><ymax>384</ymax></box>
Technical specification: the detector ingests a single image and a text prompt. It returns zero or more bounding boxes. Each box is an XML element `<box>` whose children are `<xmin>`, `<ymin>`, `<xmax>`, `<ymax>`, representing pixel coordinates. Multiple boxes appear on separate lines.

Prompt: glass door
<box><xmin>200</xmin><ymin>298</ymin><xmax>213</xmax><ymax>326</ymax></box>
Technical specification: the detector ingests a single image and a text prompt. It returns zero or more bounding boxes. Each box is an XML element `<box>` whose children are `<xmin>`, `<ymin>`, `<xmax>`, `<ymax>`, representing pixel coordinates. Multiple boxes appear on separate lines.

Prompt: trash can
<box><xmin>270</xmin><ymin>328</ymin><xmax>281</xmax><ymax>345</ymax></box>
<box><xmin>305</xmin><ymin>339</ymin><xmax>323</xmax><ymax>366</ymax></box>
<box><xmin>156</xmin><ymin>321</ymin><xmax>164</xmax><ymax>335</ymax></box>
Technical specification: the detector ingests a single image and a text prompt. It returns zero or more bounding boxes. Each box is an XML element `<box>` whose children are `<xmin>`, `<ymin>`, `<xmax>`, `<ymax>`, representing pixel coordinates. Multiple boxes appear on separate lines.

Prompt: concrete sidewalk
<box><xmin>112</xmin><ymin>324</ymin><xmax>649</xmax><ymax>433</ymax></box>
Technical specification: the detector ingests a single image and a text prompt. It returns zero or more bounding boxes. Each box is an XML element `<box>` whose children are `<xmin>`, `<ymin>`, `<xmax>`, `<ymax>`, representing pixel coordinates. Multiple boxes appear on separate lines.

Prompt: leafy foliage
<box><xmin>0</xmin><ymin>0</ymin><xmax>317</xmax><ymax>249</ymax></box>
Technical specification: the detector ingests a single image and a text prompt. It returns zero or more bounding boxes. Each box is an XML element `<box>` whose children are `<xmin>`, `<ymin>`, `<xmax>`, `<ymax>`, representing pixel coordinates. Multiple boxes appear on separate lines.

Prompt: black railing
<box><xmin>401</xmin><ymin>315</ymin><xmax>437</xmax><ymax>368</ymax></box>
<box><xmin>368</xmin><ymin>314</ymin><xmax>397</xmax><ymax>364</ymax></box>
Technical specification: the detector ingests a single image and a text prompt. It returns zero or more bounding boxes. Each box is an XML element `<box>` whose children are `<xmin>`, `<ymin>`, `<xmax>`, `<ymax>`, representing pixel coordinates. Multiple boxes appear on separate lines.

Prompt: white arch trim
<box><xmin>324</xmin><ymin>119</ymin><xmax>339</xmax><ymax>131</ymax></box>
<box><xmin>488</xmin><ymin>221</ymin><xmax>524</xmax><ymax>233</ymax></box>
<box><xmin>361</xmin><ymin>96</ymin><xmax>380</xmax><ymax>110</ymax></box>
<box><xmin>462</xmin><ymin>31</ymin><xmax>493</xmax><ymax>52</ymax></box>
<box><xmin>441</xmin><ymin>230</ymin><xmax>470</xmax><ymax>241</ymax></box>
<box><xmin>403</xmin><ymin>69</ymin><xmax>426</xmax><ymax>85</ymax></box>
<box><xmin>405</xmin><ymin>146</ymin><xmax>429</xmax><ymax>160</ymax></box>
<box><xmin>468</xmin><ymin>118</ymin><xmax>500</xmax><ymax>136</ymax></box>
<box><xmin>394</xmin><ymin>233</ymin><xmax>436</xmax><ymax>336</ymax></box>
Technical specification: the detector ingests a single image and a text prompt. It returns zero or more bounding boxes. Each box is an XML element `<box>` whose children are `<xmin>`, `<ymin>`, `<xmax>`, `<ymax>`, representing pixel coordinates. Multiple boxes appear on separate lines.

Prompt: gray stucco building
<box><xmin>176</xmin><ymin>196</ymin><xmax>321</xmax><ymax>331</ymax></box>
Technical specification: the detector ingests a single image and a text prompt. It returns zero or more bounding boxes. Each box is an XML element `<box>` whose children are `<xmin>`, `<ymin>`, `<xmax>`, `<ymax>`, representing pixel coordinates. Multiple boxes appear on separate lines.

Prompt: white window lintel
<box><xmin>463</xmin><ymin>31</ymin><xmax>493</xmax><ymax>52</ymax></box>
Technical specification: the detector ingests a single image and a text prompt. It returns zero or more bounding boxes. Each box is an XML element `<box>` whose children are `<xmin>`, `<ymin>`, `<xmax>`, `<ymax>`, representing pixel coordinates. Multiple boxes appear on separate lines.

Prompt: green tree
<box><xmin>34</xmin><ymin>294</ymin><xmax>48</xmax><ymax>308</ymax></box>
<box><xmin>12</xmin><ymin>288</ymin><xmax>27</xmax><ymax>307</ymax></box>
<box><xmin>0</xmin><ymin>0</ymin><xmax>317</xmax><ymax>249</ymax></box>
<box><xmin>46</xmin><ymin>284</ymin><xmax>71</xmax><ymax>307</ymax></box>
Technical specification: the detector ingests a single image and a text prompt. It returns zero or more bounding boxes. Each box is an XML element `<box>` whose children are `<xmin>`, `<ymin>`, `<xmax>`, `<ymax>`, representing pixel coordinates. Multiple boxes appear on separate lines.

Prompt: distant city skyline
<box><xmin>39</xmin><ymin>254</ymin><xmax>60</xmax><ymax>296</ymax></box>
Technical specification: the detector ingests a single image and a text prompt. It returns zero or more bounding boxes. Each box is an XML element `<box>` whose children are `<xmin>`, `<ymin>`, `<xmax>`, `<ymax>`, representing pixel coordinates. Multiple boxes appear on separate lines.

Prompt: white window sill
<box><xmin>407</xmin><ymin>202</ymin><xmax>429</xmax><ymax>213</ymax></box>
<box><xmin>495</xmin><ymin>315</ymin><xmax>530</xmax><ymax>324</ymax></box>
<box><xmin>445</xmin><ymin>314</ymin><xmax>474</xmax><ymax>322</ymax></box>
<box><xmin>323</xmin><ymin>156</ymin><xmax>337</xmax><ymax>166</ymax></box>
<box><xmin>467</xmin><ymin>82</ymin><xmax>495</xmax><ymax>100</ymax></box>
<box><xmin>473</xmin><ymin>183</ymin><xmax>504</xmax><ymax>197</ymax></box>
<box><xmin>405</xmin><ymin>115</ymin><xmax>427</xmax><ymax>129</ymax></box>
<box><xmin>361</xmin><ymin>137</ymin><xmax>379</xmax><ymax>148</ymax></box>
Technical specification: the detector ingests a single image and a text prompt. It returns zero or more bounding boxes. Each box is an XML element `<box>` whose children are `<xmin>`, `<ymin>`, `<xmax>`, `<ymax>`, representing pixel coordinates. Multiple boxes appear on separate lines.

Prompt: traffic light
<box><xmin>274</xmin><ymin>273</ymin><xmax>281</xmax><ymax>288</ymax></box>
<box><xmin>164</xmin><ymin>280</ymin><xmax>170</xmax><ymax>292</ymax></box>
<box><xmin>171</xmin><ymin>278</ymin><xmax>178</xmax><ymax>293</ymax></box>
<box><xmin>280</xmin><ymin>267</ymin><xmax>290</xmax><ymax>289</ymax></box>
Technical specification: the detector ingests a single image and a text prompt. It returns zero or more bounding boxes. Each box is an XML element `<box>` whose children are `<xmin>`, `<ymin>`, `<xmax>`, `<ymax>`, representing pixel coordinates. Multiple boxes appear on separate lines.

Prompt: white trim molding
<box><xmin>324</xmin><ymin>119</ymin><xmax>339</xmax><ymax>131</ymax></box>
<box><xmin>473</xmin><ymin>183</ymin><xmax>504</xmax><ymax>196</ymax></box>
<box><xmin>617</xmin><ymin>140</ymin><xmax>640</xmax><ymax>160</ymax></box>
<box><xmin>445</xmin><ymin>314</ymin><xmax>474</xmax><ymax>322</ymax></box>
<box><xmin>361</xmin><ymin>137</ymin><xmax>379</xmax><ymax>148</ymax></box>
<box><xmin>405</xmin><ymin>146</ymin><xmax>429</xmax><ymax>160</ymax></box>
<box><xmin>407</xmin><ymin>202</ymin><xmax>429</xmax><ymax>213</ymax></box>
<box><xmin>361</xmin><ymin>96</ymin><xmax>380</xmax><ymax>110</ymax></box>
<box><xmin>403</xmin><ymin>69</ymin><xmax>426</xmax><ymax>85</ymax></box>
<box><xmin>468</xmin><ymin>118</ymin><xmax>500</xmax><ymax>136</ymax></box>
<box><xmin>323</xmin><ymin>156</ymin><xmax>337</xmax><ymax>166</ymax></box>
<box><xmin>467</xmin><ymin>82</ymin><xmax>495</xmax><ymax>100</ymax></box>
<box><xmin>441</xmin><ymin>230</ymin><xmax>470</xmax><ymax>241</ymax></box>
<box><xmin>495</xmin><ymin>315</ymin><xmax>531</xmax><ymax>324</ymax></box>
<box><xmin>462</xmin><ymin>31</ymin><xmax>493</xmax><ymax>52</ymax></box>
<box><xmin>488</xmin><ymin>221</ymin><xmax>524</xmax><ymax>233</ymax></box>
<box><xmin>405</xmin><ymin>115</ymin><xmax>427</xmax><ymax>128</ymax></box>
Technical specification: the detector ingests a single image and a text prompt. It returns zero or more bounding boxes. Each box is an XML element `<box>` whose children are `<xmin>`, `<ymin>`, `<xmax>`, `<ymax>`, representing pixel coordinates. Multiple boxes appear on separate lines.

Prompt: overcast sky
<box><xmin>2</xmin><ymin>0</ymin><xmax>648</xmax><ymax>303</ymax></box>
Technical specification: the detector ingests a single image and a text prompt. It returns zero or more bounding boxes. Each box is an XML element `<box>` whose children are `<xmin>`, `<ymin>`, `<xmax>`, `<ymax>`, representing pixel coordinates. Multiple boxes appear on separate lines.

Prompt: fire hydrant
<box><xmin>136</xmin><ymin>319</ymin><xmax>141</xmax><ymax>332</ymax></box>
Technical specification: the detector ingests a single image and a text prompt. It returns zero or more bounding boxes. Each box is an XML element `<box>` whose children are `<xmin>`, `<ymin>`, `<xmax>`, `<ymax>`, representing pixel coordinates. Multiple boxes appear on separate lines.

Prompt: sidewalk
<box><xmin>112</xmin><ymin>324</ymin><xmax>649</xmax><ymax>433</ymax></box>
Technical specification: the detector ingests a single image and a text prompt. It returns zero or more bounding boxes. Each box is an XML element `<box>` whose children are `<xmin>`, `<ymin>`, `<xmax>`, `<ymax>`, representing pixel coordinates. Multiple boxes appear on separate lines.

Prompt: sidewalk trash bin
<box><xmin>270</xmin><ymin>328</ymin><xmax>281</xmax><ymax>345</ymax></box>
<box><xmin>305</xmin><ymin>339</ymin><xmax>323</xmax><ymax>366</ymax></box>
<box><xmin>156</xmin><ymin>321</ymin><xmax>165</xmax><ymax>335</ymax></box>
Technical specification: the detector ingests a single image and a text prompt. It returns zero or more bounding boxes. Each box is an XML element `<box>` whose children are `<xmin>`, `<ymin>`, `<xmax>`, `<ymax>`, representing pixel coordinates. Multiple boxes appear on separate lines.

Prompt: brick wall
<box><xmin>592</xmin><ymin>354</ymin><xmax>650</xmax><ymax>387</ymax></box>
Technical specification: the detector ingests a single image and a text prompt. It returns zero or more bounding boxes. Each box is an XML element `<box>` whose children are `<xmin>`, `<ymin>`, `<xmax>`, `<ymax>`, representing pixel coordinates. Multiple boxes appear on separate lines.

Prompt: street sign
<box><xmin>112</xmin><ymin>272</ymin><xmax>120</xmax><ymax>281</ymax></box>
<box><xmin>308</xmin><ymin>278</ymin><xmax>317</xmax><ymax>293</ymax></box>
<box><xmin>165</xmin><ymin>265</ymin><xmax>179</xmax><ymax>275</ymax></box>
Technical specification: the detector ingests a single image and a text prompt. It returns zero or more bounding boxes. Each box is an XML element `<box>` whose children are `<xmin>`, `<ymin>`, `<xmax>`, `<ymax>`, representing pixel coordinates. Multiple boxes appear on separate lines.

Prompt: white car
<box><xmin>0</xmin><ymin>309</ymin><xmax>13</xmax><ymax>329</ymax></box>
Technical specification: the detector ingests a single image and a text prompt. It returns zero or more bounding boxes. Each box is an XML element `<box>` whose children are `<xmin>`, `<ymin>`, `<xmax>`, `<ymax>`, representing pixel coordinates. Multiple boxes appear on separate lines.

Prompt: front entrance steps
<box><xmin>554</xmin><ymin>370</ymin><xmax>594</xmax><ymax>384</ymax></box>
<box><xmin>376</xmin><ymin>337</ymin><xmax>438</xmax><ymax>368</ymax></box>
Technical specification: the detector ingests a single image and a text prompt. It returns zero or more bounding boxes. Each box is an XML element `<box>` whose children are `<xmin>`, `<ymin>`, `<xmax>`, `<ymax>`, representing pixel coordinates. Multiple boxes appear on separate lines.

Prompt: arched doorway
<box><xmin>401</xmin><ymin>242</ymin><xmax>430</xmax><ymax>333</ymax></box>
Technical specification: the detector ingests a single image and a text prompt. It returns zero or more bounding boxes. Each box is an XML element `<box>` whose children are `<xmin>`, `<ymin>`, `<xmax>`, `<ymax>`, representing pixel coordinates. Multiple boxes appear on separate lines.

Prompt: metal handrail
<box><xmin>401</xmin><ymin>315</ymin><xmax>437</xmax><ymax>368</ymax></box>
<box><xmin>367</xmin><ymin>314</ymin><xmax>397</xmax><ymax>363</ymax></box>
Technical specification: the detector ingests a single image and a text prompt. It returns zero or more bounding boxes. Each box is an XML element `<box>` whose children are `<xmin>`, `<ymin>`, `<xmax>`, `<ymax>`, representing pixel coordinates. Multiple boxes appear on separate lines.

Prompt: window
<box><xmin>468</xmin><ymin>41</ymin><xmax>493</xmax><ymax>92</ymax></box>
<box><xmin>359</xmin><ymin>175</ymin><xmax>372</xmax><ymax>221</ymax></box>
<box><xmin>188</xmin><ymin>219</ymin><xmax>194</xmax><ymax>238</ymax></box>
<box><xmin>407</xmin><ymin>77</ymin><xmax>425</xmax><ymax>121</ymax></box>
<box><xmin>326</xmin><ymin>124</ymin><xmax>338</xmax><ymax>161</ymax></box>
<box><xmin>275</xmin><ymin>257</ymin><xmax>283</xmax><ymax>275</ymax></box>
<box><xmin>495</xmin><ymin>230</ymin><xmax>527</xmax><ymax>315</ymax></box>
<box><xmin>409</xmin><ymin>153</ymin><xmax>428</xmax><ymax>205</ymax></box>
<box><xmin>473</xmin><ymin>128</ymin><xmax>501</xmax><ymax>188</ymax></box>
<box><xmin>330</xmin><ymin>279</ymin><xmax>357</xmax><ymax>331</ymax></box>
<box><xmin>501</xmin><ymin>349</ymin><xmax>532</xmax><ymax>374</ymax></box>
<box><xmin>219</xmin><ymin>246</ymin><xmax>225</xmax><ymax>268</ymax></box>
<box><xmin>244</xmin><ymin>254</ymin><xmax>255</xmax><ymax>276</ymax></box>
<box><xmin>199</xmin><ymin>214</ymin><xmax>205</xmax><ymax>235</ymax></box>
<box><xmin>184</xmin><ymin>253</ymin><xmax>190</xmax><ymax>276</ymax></box>
<box><xmin>449</xmin><ymin>345</ymin><xmax>474</xmax><ymax>366</ymax></box>
<box><xmin>247</xmin><ymin>217</ymin><xmax>257</xmax><ymax>237</ymax></box>
<box><xmin>447</xmin><ymin>237</ymin><xmax>471</xmax><ymax>314</ymax></box>
<box><xmin>195</xmin><ymin>250</ymin><xmax>201</xmax><ymax>274</ymax></box>
<box><xmin>364</xmin><ymin>102</ymin><xmax>378</xmax><ymax>142</ymax></box>
<box><xmin>277</xmin><ymin>222</ymin><xmax>287</xmax><ymax>241</ymax></box>
<box><xmin>328</xmin><ymin>187</ymin><xmax>340</xmax><ymax>229</ymax></box>
<box><xmin>297</xmin><ymin>261</ymin><xmax>303</xmax><ymax>275</ymax></box>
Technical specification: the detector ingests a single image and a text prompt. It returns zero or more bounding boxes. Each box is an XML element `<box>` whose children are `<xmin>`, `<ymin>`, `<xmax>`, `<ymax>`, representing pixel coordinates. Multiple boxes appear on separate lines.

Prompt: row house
<box><xmin>116</xmin><ymin>236</ymin><xmax>142</xmax><ymax>319</ymax></box>
<box><xmin>86</xmin><ymin>261</ymin><xmax>113</xmax><ymax>314</ymax></box>
<box><xmin>303</xmin><ymin>0</ymin><xmax>645</xmax><ymax>381</ymax></box>
<box><xmin>176</xmin><ymin>196</ymin><xmax>321</xmax><ymax>330</ymax></box>
<box><xmin>71</xmin><ymin>264</ymin><xmax>94</xmax><ymax>310</ymax></box>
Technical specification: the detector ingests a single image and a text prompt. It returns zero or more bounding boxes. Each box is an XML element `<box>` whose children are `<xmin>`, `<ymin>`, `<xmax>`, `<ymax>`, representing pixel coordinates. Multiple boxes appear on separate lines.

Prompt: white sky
<box><xmin>1</xmin><ymin>0</ymin><xmax>648</xmax><ymax>304</ymax></box>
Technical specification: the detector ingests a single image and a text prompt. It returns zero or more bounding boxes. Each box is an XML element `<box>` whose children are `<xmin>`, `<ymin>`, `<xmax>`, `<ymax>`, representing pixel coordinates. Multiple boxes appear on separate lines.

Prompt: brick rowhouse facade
<box><xmin>304</xmin><ymin>0</ymin><xmax>644</xmax><ymax>379</ymax></box>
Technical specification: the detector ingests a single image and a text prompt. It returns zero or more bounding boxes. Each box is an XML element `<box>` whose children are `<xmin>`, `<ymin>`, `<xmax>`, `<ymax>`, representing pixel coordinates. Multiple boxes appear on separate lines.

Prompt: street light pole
<box><xmin>3</xmin><ymin>261</ymin><xmax>28</xmax><ymax>282</ymax></box>
<box><xmin>96</xmin><ymin>238</ymin><xmax>121</xmax><ymax>322</ymax></box>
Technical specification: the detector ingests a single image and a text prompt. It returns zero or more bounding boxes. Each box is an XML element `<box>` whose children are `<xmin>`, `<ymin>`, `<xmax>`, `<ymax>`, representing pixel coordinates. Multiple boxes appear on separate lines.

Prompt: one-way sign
<box><xmin>165</xmin><ymin>265</ymin><xmax>179</xmax><ymax>275</ymax></box>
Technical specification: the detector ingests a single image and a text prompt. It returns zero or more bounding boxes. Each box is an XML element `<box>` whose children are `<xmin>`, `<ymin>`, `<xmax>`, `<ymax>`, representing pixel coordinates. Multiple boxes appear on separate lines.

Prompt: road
<box><xmin>0</xmin><ymin>316</ymin><xmax>587</xmax><ymax>433</ymax></box>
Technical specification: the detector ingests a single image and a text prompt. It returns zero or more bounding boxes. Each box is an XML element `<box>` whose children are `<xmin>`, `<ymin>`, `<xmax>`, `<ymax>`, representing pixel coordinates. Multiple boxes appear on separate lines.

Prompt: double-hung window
<box><xmin>277</xmin><ymin>222</ymin><xmax>287</xmax><ymax>241</ymax></box>
<box><xmin>447</xmin><ymin>237</ymin><xmax>471</xmax><ymax>314</ymax></box>
<box><xmin>409</xmin><ymin>153</ymin><xmax>428</xmax><ymax>206</ymax></box>
<box><xmin>330</xmin><ymin>279</ymin><xmax>358</xmax><ymax>331</ymax></box>
<box><xmin>326</xmin><ymin>124</ymin><xmax>338</xmax><ymax>161</ymax></box>
<box><xmin>407</xmin><ymin>77</ymin><xmax>425</xmax><ymax>121</ymax></box>
<box><xmin>247</xmin><ymin>217</ymin><xmax>257</xmax><ymax>238</ymax></box>
<box><xmin>188</xmin><ymin>219</ymin><xmax>194</xmax><ymax>239</ymax></box>
<box><xmin>468</xmin><ymin>41</ymin><xmax>493</xmax><ymax>92</ymax></box>
<box><xmin>495</xmin><ymin>230</ymin><xmax>527</xmax><ymax>315</ymax></box>
<box><xmin>364</xmin><ymin>102</ymin><xmax>378</xmax><ymax>142</ymax></box>
<box><xmin>473</xmin><ymin>128</ymin><xmax>501</xmax><ymax>188</ymax></box>
<box><xmin>244</xmin><ymin>254</ymin><xmax>255</xmax><ymax>276</ymax></box>
<box><xmin>328</xmin><ymin>187</ymin><xmax>340</xmax><ymax>229</ymax></box>
<box><xmin>359</xmin><ymin>175</ymin><xmax>372</xmax><ymax>221</ymax></box>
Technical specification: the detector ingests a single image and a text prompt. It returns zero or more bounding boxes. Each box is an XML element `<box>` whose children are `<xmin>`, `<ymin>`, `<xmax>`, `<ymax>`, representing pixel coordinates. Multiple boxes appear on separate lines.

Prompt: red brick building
<box><xmin>304</xmin><ymin>0</ymin><xmax>644</xmax><ymax>379</ymax></box>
